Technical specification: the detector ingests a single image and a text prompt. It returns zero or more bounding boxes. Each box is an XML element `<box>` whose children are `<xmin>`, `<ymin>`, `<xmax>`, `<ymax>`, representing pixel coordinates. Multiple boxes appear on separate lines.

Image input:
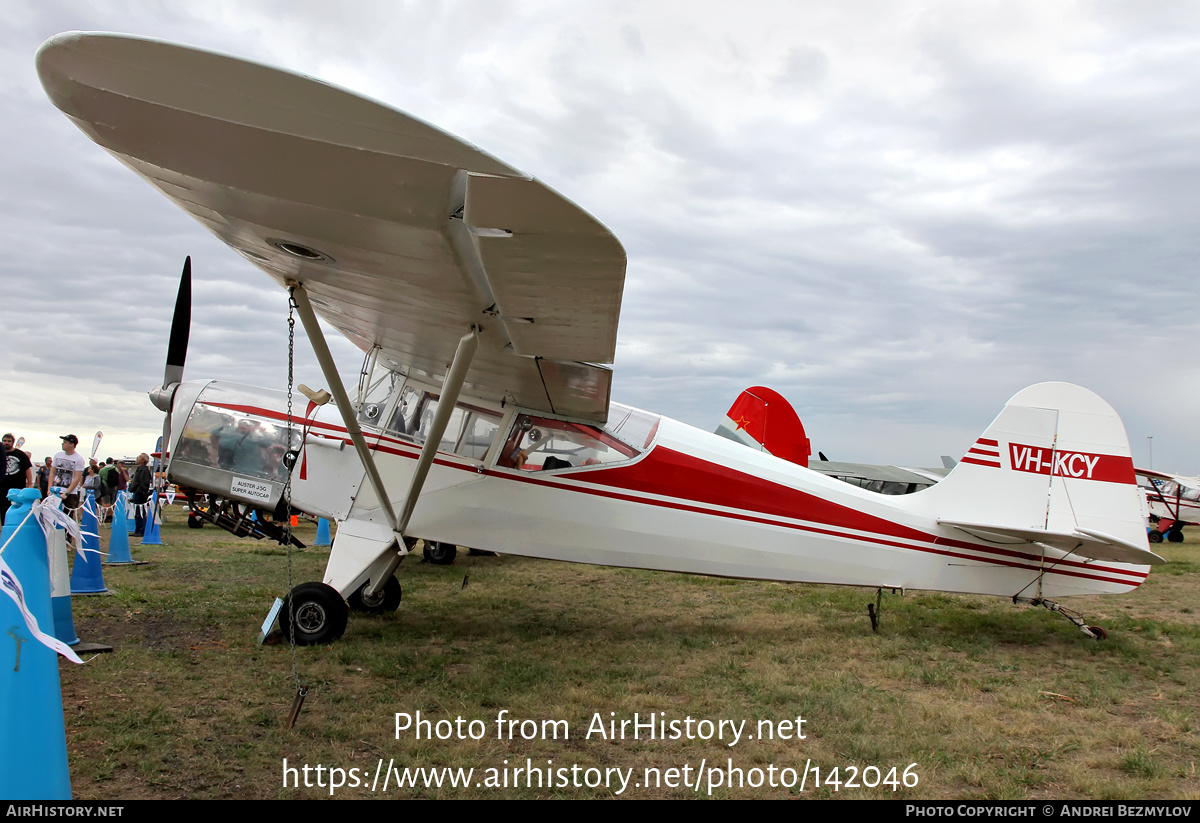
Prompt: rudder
<box><xmin>714</xmin><ymin>386</ymin><xmax>811</xmax><ymax>467</ymax></box>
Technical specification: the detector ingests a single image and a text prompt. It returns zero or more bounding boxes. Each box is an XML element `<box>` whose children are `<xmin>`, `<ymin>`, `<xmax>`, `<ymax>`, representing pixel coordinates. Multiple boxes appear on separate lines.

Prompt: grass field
<box><xmin>55</xmin><ymin>514</ymin><xmax>1200</xmax><ymax>799</ymax></box>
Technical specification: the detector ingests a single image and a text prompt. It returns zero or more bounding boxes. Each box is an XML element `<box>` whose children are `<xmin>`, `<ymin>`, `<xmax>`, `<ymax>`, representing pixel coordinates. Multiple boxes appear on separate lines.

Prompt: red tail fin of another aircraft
<box><xmin>714</xmin><ymin>386</ymin><xmax>811</xmax><ymax>468</ymax></box>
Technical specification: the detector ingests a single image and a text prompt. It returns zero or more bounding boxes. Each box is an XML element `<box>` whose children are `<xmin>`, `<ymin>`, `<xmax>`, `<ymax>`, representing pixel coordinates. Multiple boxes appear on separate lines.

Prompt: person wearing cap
<box><xmin>50</xmin><ymin>433</ymin><xmax>87</xmax><ymax>515</ymax></box>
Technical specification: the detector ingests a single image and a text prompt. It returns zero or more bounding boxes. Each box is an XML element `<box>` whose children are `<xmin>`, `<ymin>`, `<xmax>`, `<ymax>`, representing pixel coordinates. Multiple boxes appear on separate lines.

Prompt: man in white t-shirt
<box><xmin>50</xmin><ymin>433</ymin><xmax>87</xmax><ymax>514</ymax></box>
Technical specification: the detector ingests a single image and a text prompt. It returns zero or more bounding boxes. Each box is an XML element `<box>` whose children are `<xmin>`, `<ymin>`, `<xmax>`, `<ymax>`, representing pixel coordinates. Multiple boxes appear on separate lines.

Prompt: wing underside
<box><xmin>37</xmin><ymin>31</ymin><xmax>626</xmax><ymax>421</ymax></box>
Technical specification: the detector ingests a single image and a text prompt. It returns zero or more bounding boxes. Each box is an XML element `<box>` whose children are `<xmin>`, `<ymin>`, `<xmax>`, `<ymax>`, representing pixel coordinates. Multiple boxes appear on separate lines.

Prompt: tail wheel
<box><xmin>279</xmin><ymin>582</ymin><xmax>348</xmax><ymax>645</ymax></box>
<box><xmin>1087</xmin><ymin>625</ymin><xmax>1108</xmax><ymax>641</ymax></box>
<box><xmin>423</xmin><ymin>541</ymin><xmax>458</xmax><ymax>565</ymax></box>
<box><xmin>348</xmin><ymin>576</ymin><xmax>402</xmax><ymax>614</ymax></box>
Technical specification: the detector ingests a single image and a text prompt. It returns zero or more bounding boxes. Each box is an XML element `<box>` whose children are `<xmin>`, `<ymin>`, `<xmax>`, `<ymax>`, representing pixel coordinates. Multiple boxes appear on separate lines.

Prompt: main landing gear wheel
<box><xmin>348</xmin><ymin>576</ymin><xmax>402</xmax><ymax>614</ymax></box>
<box><xmin>280</xmin><ymin>582</ymin><xmax>348</xmax><ymax>645</ymax></box>
<box><xmin>1167</xmin><ymin>529</ymin><xmax>1185</xmax><ymax>543</ymax></box>
<box><xmin>423</xmin><ymin>541</ymin><xmax>458</xmax><ymax>565</ymax></box>
<box><xmin>1148</xmin><ymin>530</ymin><xmax>1164</xmax><ymax>544</ymax></box>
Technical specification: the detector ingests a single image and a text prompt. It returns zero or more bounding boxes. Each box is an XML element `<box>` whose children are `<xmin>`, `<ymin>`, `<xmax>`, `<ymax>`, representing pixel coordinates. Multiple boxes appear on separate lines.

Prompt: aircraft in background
<box><xmin>714</xmin><ymin>386</ymin><xmax>950</xmax><ymax>495</ymax></box>
<box><xmin>1137</xmin><ymin>469</ymin><xmax>1198</xmax><ymax>544</ymax></box>
<box><xmin>38</xmin><ymin>32</ymin><xmax>1162</xmax><ymax>645</ymax></box>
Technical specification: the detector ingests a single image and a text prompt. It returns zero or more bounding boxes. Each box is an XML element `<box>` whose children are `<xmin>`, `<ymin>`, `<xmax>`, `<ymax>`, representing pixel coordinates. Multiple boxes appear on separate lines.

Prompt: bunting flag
<box><xmin>0</xmin><ymin>506</ymin><xmax>83</xmax><ymax>664</ymax></box>
<box><xmin>35</xmin><ymin>496</ymin><xmax>81</xmax><ymax>547</ymax></box>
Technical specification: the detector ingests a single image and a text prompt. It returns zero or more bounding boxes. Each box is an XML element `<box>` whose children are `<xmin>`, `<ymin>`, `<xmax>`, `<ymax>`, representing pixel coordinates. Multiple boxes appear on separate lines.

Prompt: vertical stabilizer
<box><xmin>909</xmin><ymin>383</ymin><xmax>1156</xmax><ymax>565</ymax></box>
<box><xmin>714</xmin><ymin>386</ymin><xmax>811</xmax><ymax>467</ymax></box>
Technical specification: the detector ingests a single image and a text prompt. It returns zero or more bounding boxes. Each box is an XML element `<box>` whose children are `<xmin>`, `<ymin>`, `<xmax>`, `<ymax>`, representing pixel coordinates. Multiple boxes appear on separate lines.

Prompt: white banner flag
<box><xmin>0</xmin><ymin>511</ymin><xmax>84</xmax><ymax>664</ymax></box>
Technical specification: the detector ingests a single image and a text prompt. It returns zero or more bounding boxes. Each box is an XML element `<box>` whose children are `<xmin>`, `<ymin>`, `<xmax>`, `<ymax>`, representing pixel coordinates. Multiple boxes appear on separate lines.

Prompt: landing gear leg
<box><xmin>1015</xmin><ymin>596</ymin><xmax>1106</xmax><ymax>640</ymax></box>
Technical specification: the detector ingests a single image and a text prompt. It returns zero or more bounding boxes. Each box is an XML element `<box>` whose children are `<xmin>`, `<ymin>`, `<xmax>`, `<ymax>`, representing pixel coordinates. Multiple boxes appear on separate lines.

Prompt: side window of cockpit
<box><xmin>404</xmin><ymin>394</ymin><xmax>502</xmax><ymax>461</ymax></box>
<box><xmin>357</xmin><ymin>373</ymin><xmax>396</xmax><ymax>428</ymax></box>
<box><xmin>456</xmin><ymin>409</ymin><xmax>502</xmax><ymax>460</ymax></box>
<box><xmin>496</xmin><ymin>415</ymin><xmax>639</xmax><ymax>472</ymax></box>
<box><xmin>386</xmin><ymin>386</ymin><xmax>424</xmax><ymax>438</ymax></box>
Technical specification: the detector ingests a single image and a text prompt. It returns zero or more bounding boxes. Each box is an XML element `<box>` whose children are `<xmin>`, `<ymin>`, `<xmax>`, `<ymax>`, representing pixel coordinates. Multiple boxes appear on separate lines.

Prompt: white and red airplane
<box><xmin>1138</xmin><ymin>469</ymin><xmax>1198</xmax><ymax>544</ymax></box>
<box><xmin>37</xmin><ymin>32</ymin><xmax>1163</xmax><ymax>644</ymax></box>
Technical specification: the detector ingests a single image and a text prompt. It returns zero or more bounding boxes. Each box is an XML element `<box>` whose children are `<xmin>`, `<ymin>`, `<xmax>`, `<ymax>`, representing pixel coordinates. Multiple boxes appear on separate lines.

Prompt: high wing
<box><xmin>36</xmin><ymin>31</ymin><xmax>625</xmax><ymax>422</ymax></box>
<box><xmin>1136</xmin><ymin>467</ymin><xmax>1199</xmax><ymax>485</ymax></box>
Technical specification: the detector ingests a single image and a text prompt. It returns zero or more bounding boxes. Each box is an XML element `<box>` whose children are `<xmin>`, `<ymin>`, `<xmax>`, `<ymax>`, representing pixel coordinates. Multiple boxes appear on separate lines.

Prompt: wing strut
<box><xmin>396</xmin><ymin>329</ymin><xmax>479</xmax><ymax>532</ymax></box>
<box><xmin>289</xmin><ymin>283</ymin><xmax>402</xmax><ymax>539</ymax></box>
<box><xmin>358</xmin><ymin>328</ymin><xmax>478</xmax><ymax>601</ymax></box>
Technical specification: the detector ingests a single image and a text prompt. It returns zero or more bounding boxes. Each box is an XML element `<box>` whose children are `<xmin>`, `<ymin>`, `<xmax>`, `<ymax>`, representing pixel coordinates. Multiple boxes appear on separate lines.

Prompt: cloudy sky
<box><xmin>2</xmin><ymin>1</ymin><xmax>1197</xmax><ymax>475</ymax></box>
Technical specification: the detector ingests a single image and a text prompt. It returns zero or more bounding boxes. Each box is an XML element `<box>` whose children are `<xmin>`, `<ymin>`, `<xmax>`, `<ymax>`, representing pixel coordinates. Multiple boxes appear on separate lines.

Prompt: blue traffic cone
<box><xmin>0</xmin><ymin>488</ymin><xmax>72</xmax><ymax>799</ymax></box>
<box><xmin>70</xmin><ymin>491</ymin><xmax>108</xmax><ymax>594</ymax></box>
<box><xmin>140</xmin><ymin>490</ymin><xmax>163</xmax><ymax>546</ymax></box>
<box><xmin>47</xmin><ymin>527</ymin><xmax>79</xmax><ymax>646</ymax></box>
<box><xmin>124</xmin><ymin>491</ymin><xmax>135</xmax><ymax>534</ymax></box>
<box><xmin>315</xmin><ymin>517</ymin><xmax>332</xmax><ymax>546</ymax></box>
<box><xmin>105</xmin><ymin>493</ymin><xmax>135</xmax><ymax>564</ymax></box>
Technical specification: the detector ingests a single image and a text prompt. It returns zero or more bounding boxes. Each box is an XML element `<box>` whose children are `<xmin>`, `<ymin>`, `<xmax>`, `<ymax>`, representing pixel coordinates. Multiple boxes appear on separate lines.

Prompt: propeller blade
<box><xmin>163</xmin><ymin>256</ymin><xmax>191</xmax><ymax>388</ymax></box>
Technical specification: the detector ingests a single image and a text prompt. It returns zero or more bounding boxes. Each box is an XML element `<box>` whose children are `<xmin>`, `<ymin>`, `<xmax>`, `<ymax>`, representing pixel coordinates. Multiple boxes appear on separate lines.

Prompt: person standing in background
<box><xmin>50</xmin><ymin>434</ymin><xmax>87</xmax><ymax>516</ymax></box>
<box><xmin>37</xmin><ymin>457</ymin><xmax>52</xmax><ymax>498</ymax></box>
<box><xmin>1</xmin><ymin>432</ymin><xmax>33</xmax><ymax>524</ymax></box>
<box><xmin>129</xmin><ymin>452</ymin><xmax>152</xmax><ymax>537</ymax></box>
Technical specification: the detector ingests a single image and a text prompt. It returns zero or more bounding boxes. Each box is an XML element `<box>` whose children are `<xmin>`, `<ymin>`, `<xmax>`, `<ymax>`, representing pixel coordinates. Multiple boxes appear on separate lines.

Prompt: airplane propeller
<box><xmin>149</xmin><ymin>257</ymin><xmax>192</xmax><ymax>460</ymax></box>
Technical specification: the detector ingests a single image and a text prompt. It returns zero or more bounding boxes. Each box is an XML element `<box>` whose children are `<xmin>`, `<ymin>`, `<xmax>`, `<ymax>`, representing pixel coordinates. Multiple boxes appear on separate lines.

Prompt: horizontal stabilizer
<box><xmin>938</xmin><ymin>519</ymin><xmax>1166</xmax><ymax>565</ymax></box>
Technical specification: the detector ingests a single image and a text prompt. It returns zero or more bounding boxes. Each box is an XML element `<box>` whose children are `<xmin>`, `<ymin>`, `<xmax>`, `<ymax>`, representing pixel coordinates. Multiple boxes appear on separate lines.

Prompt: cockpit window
<box><xmin>385</xmin><ymin>385</ymin><xmax>424</xmax><ymax>437</ymax></box>
<box><xmin>605</xmin><ymin>402</ymin><xmax>661</xmax><ymax>450</ymax></box>
<box><xmin>358</xmin><ymin>372</ymin><xmax>397</xmax><ymax>428</ymax></box>
<box><xmin>496</xmin><ymin>410</ymin><xmax>654</xmax><ymax>473</ymax></box>
<box><xmin>174</xmin><ymin>403</ymin><xmax>300</xmax><ymax>483</ymax></box>
<box><xmin>382</xmin><ymin>387</ymin><xmax>502</xmax><ymax>461</ymax></box>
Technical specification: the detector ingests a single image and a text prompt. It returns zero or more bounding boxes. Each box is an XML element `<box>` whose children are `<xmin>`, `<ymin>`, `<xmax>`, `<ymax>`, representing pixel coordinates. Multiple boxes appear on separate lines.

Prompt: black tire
<box><xmin>1148</xmin><ymin>529</ymin><xmax>1164</xmax><ymax>544</ymax></box>
<box><xmin>279</xmin><ymin>582</ymin><xmax>348</xmax><ymax>645</ymax></box>
<box><xmin>348</xmin><ymin>576</ymin><xmax>402</xmax><ymax>614</ymax></box>
<box><xmin>1167</xmin><ymin>529</ymin><xmax>1185</xmax><ymax>543</ymax></box>
<box><xmin>423</xmin><ymin>541</ymin><xmax>458</xmax><ymax>565</ymax></box>
<box><xmin>1087</xmin><ymin>625</ymin><xmax>1108</xmax><ymax>641</ymax></box>
<box><xmin>187</xmin><ymin>513</ymin><xmax>204</xmax><ymax>529</ymax></box>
